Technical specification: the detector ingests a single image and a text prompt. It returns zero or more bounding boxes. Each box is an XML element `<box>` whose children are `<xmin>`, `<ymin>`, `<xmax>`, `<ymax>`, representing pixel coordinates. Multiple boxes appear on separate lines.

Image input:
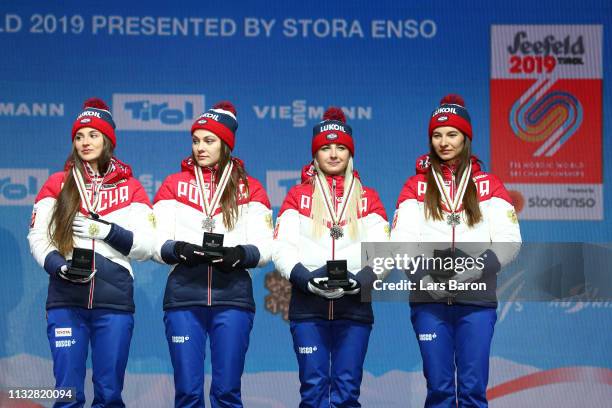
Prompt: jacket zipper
<box><xmin>207</xmin><ymin>265</ymin><xmax>212</xmax><ymax>306</ymax></box>
<box><xmin>88</xmin><ymin>239</ymin><xmax>96</xmax><ymax>309</ymax></box>
<box><xmin>88</xmin><ymin>279</ymin><xmax>95</xmax><ymax>309</ymax></box>
<box><xmin>448</xmin><ymin>168</ymin><xmax>455</xmax><ymax>306</ymax></box>
<box><xmin>329</xmin><ymin>178</ymin><xmax>337</xmax><ymax>320</ymax></box>
<box><xmin>87</xmin><ymin>180</ymin><xmax>99</xmax><ymax>310</ymax></box>
<box><xmin>207</xmin><ymin>168</ymin><xmax>215</xmax><ymax>307</ymax></box>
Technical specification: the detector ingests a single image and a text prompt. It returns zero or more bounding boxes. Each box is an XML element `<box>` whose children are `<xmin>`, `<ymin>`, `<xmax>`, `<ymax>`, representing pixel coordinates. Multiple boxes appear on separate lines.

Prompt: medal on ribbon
<box><xmin>431</xmin><ymin>163</ymin><xmax>471</xmax><ymax>227</ymax></box>
<box><xmin>314</xmin><ymin>172</ymin><xmax>356</xmax><ymax>240</ymax></box>
<box><xmin>72</xmin><ymin>162</ymin><xmax>109</xmax><ymax>219</ymax></box>
<box><xmin>194</xmin><ymin>160</ymin><xmax>234</xmax><ymax>232</ymax></box>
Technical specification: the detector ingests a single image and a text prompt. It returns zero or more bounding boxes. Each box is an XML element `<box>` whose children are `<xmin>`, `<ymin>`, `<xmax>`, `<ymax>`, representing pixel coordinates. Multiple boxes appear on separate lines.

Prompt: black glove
<box><xmin>430</xmin><ymin>248</ymin><xmax>455</xmax><ymax>283</ymax></box>
<box><xmin>174</xmin><ymin>241</ymin><xmax>208</xmax><ymax>267</ymax></box>
<box><xmin>217</xmin><ymin>246</ymin><xmax>246</xmax><ymax>273</ymax></box>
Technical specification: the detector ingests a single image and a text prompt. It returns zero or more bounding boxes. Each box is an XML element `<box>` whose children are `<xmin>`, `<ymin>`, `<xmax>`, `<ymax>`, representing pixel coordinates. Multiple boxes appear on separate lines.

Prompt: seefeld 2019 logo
<box><xmin>490</xmin><ymin>25</ymin><xmax>602</xmax><ymax>220</ymax></box>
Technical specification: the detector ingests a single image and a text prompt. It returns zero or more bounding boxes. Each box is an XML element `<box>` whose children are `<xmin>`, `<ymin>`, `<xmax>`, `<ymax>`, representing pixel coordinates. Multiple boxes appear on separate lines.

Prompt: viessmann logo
<box><xmin>113</xmin><ymin>94</ymin><xmax>204</xmax><ymax>131</ymax></box>
<box><xmin>0</xmin><ymin>102</ymin><xmax>64</xmax><ymax>117</ymax></box>
<box><xmin>253</xmin><ymin>100</ymin><xmax>372</xmax><ymax>127</ymax></box>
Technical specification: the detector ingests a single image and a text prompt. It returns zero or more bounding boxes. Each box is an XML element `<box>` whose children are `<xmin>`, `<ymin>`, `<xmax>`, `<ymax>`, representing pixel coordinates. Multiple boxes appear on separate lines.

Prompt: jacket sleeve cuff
<box><xmin>354</xmin><ymin>266</ymin><xmax>378</xmax><ymax>289</ymax></box>
<box><xmin>44</xmin><ymin>250</ymin><xmax>66</xmax><ymax>277</ymax></box>
<box><xmin>103</xmin><ymin>223</ymin><xmax>134</xmax><ymax>256</ymax></box>
<box><xmin>480</xmin><ymin>249</ymin><xmax>501</xmax><ymax>276</ymax></box>
<box><xmin>161</xmin><ymin>240</ymin><xmax>180</xmax><ymax>264</ymax></box>
<box><xmin>239</xmin><ymin>245</ymin><xmax>260</xmax><ymax>268</ymax></box>
<box><xmin>289</xmin><ymin>263</ymin><xmax>311</xmax><ymax>293</ymax></box>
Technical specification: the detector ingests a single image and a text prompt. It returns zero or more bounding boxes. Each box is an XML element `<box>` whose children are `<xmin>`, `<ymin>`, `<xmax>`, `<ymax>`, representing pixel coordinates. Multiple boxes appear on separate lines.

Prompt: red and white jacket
<box><xmin>28</xmin><ymin>158</ymin><xmax>154</xmax><ymax>312</ymax></box>
<box><xmin>391</xmin><ymin>154</ymin><xmax>522</xmax><ymax>305</ymax></box>
<box><xmin>153</xmin><ymin>157</ymin><xmax>273</xmax><ymax>311</ymax></box>
<box><xmin>273</xmin><ymin>163</ymin><xmax>389</xmax><ymax>323</ymax></box>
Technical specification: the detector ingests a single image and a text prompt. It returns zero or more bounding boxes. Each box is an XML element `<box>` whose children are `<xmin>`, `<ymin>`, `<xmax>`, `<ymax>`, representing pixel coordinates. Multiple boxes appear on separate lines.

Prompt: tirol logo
<box><xmin>0</xmin><ymin>169</ymin><xmax>49</xmax><ymax>206</ymax></box>
<box><xmin>509</xmin><ymin>78</ymin><xmax>582</xmax><ymax>157</ymax></box>
<box><xmin>253</xmin><ymin>100</ymin><xmax>372</xmax><ymax>127</ymax></box>
<box><xmin>113</xmin><ymin>94</ymin><xmax>204</xmax><ymax>131</ymax></box>
<box><xmin>326</xmin><ymin>133</ymin><xmax>338</xmax><ymax>140</ymax></box>
<box><xmin>508</xmin><ymin>31</ymin><xmax>585</xmax><ymax>65</ymax></box>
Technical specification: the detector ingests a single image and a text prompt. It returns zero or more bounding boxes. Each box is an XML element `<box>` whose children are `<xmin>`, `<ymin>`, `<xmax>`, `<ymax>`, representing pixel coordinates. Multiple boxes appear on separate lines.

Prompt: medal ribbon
<box><xmin>72</xmin><ymin>163</ymin><xmax>109</xmax><ymax>215</ymax></box>
<box><xmin>314</xmin><ymin>172</ymin><xmax>355</xmax><ymax>230</ymax></box>
<box><xmin>432</xmin><ymin>163</ymin><xmax>471</xmax><ymax>214</ymax></box>
<box><xmin>194</xmin><ymin>160</ymin><xmax>234</xmax><ymax>221</ymax></box>
<box><xmin>72</xmin><ymin>162</ymin><xmax>111</xmax><ymax>274</ymax></box>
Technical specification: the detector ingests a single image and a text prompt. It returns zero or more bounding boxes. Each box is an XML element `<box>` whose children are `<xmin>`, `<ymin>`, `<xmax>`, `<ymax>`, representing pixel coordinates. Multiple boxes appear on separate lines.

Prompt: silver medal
<box><xmin>330</xmin><ymin>224</ymin><xmax>344</xmax><ymax>240</ymax></box>
<box><xmin>446</xmin><ymin>213</ymin><xmax>461</xmax><ymax>227</ymax></box>
<box><xmin>202</xmin><ymin>217</ymin><xmax>215</xmax><ymax>231</ymax></box>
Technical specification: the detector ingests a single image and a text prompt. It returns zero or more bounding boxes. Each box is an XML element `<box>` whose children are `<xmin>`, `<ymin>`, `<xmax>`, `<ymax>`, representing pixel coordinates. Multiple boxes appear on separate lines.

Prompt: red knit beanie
<box><xmin>428</xmin><ymin>94</ymin><xmax>472</xmax><ymax>140</ymax></box>
<box><xmin>191</xmin><ymin>101</ymin><xmax>238</xmax><ymax>150</ymax></box>
<box><xmin>71</xmin><ymin>98</ymin><xmax>116</xmax><ymax>147</ymax></box>
<box><xmin>311</xmin><ymin>107</ymin><xmax>354</xmax><ymax>156</ymax></box>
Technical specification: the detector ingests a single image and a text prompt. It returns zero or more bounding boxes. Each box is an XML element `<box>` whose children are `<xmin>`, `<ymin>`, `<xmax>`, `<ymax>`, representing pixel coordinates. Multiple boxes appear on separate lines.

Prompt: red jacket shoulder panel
<box><xmin>473</xmin><ymin>173</ymin><xmax>513</xmax><ymax>205</ymax></box>
<box><xmin>362</xmin><ymin>186</ymin><xmax>388</xmax><ymax>221</ymax></box>
<box><xmin>246</xmin><ymin>176</ymin><xmax>271</xmax><ymax>209</ymax></box>
<box><xmin>278</xmin><ymin>183</ymin><xmax>312</xmax><ymax>217</ymax></box>
<box><xmin>35</xmin><ymin>172</ymin><xmax>65</xmax><ymax>203</ymax></box>
<box><xmin>396</xmin><ymin>174</ymin><xmax>426</xmax><ymax>208</ymax></box>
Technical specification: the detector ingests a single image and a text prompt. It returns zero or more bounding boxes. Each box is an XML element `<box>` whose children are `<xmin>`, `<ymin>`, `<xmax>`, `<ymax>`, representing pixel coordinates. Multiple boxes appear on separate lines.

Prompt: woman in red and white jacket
<box><xmin>391</xmin><ymin>95</ymin><xmax>521</xmax><ymax>408</ymax></box>
<box><xmin>153</xmin><ymin>101</ymin><xmax>273</xmax><ymax>407</ymax></box>
<box><xmin>273</xmin><ymin>107</ymin><xmax>389</xmax><ymax>407</ymax></box>
<box><xmin>28</xmin><ymin>98</ymin><xmax>154</xmax><ymax>407</ymax></box>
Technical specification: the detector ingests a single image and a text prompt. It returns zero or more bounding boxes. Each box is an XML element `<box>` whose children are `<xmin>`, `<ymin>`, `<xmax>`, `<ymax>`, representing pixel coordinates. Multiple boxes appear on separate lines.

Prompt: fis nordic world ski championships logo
<box><xmin>509</xmin><ymin>78</ymin><xmax>582</xmax><ymax>157</ymax></box>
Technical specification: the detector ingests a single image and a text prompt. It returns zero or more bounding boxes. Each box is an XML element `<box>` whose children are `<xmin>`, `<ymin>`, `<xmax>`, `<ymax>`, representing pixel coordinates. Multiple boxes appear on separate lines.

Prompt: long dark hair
<box><xmin>195</xmin><ymin>142</ymin><xmax>249</xmax><ymax>231</ymax></box>
<box><xmin>49</xmin><ymin>138</ymin><xmax>114</xmax><ymax>255</ymax></box>
<box><xmin>424</xmin><ymin>137</ymin><xmax>482</xmax><ymax>227</ymax></box>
